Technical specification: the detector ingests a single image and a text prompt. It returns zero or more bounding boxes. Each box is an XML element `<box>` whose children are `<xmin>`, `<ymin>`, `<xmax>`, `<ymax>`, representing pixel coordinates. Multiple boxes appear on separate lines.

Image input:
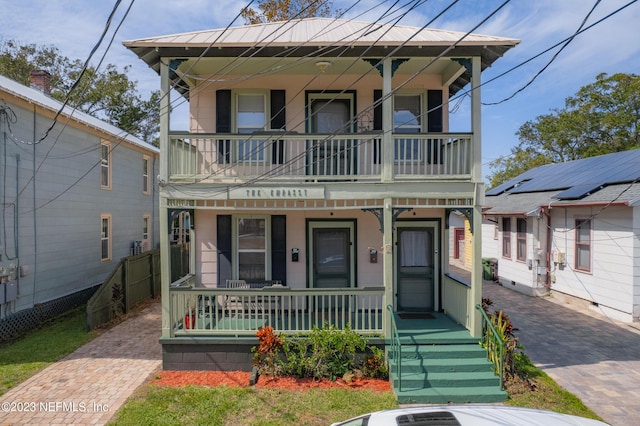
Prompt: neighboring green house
<box><xmin>0</xmin><ymin>72</ymin><xmax>159</xmax><ymax>321</ymax></box>
<box><xmin>483</xmin><ymin>149</ymin><xmax>640</xmax><ymax>323</ymax></box>
<box><xmin>125</xmin><ymin>17</ymin><xmax>519</xmax><ymax>403</ymax></box>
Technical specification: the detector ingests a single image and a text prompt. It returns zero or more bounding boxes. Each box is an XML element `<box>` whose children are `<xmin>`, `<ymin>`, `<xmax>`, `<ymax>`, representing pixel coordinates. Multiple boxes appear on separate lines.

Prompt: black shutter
<box><xmin>373</xmin><ymin>89</ymin><xmax>382</xmax><ymax>164</ymax></box>
<box><xmin>270</xmin><ymin>90</ymin><xmax>286</xmax><ymax>164</ymax></box>
<box><xmin>427</xmin><ymin>90</ymin><xmax>443</xmax><ymax>164</ymax></box>
<box><xmin>427</xmin><ymin>90</ymin><xmax>443</xmax><ymax>132</ymax></box>
<box><xmin>216</xmin><ymin>90</ymin><xmax>231</xmax><ymax>163</ymax></box>
<box><xmin>217</xmin><ymin>215</ymin><xmax>232</xmax><ymax>287</ymax></box>
<box><xmin>271</xmin><ymin>215</ymin><xmax>287</xmax><ymax>284</ymax></box>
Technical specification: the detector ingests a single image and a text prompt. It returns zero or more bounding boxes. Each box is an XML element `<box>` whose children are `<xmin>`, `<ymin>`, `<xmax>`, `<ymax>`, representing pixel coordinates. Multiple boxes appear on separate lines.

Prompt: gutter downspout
<box><xmin>541</xmin><ymin>205</ymin><xmax>552</xmax><ymax>289</ymax></box>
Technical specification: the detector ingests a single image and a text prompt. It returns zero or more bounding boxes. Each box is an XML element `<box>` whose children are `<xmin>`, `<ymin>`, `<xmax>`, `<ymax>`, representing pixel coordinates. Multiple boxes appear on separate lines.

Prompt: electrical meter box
<box><xmin>5</xmin><ymin>280</ymin><xmax>17</xmax><ymax>303</ymax></box>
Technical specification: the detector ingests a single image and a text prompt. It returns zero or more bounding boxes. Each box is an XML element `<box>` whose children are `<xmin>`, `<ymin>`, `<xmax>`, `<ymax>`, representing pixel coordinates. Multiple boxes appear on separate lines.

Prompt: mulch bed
<box><xmin>152</xmin><ymin>371</ymin><xmax>391</xmax><ymax>392</ymax></box>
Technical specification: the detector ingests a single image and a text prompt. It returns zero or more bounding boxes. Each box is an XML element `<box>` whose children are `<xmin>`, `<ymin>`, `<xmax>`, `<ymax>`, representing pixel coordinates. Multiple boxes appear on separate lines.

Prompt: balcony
<box><xmin>168</xmin><ymin>132</ymin><xmax>473</xmax><ymax>183</ymax></box>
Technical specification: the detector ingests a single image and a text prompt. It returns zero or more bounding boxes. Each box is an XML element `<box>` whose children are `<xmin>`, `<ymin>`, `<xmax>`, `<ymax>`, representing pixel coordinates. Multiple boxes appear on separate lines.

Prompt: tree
<box><xmin>487</xmin><ymin>73</ymin><xmax>640</xmax><ymax>188</ymax></box>
<box><xmin>241</xmin><ymin>0</ymin><xmax>337</xmax><ymax>24</ymax></box>
<box><xmin>0</xmin><ymin>39</ymin><xmax>159</xmax><ymax>145</ymax></box>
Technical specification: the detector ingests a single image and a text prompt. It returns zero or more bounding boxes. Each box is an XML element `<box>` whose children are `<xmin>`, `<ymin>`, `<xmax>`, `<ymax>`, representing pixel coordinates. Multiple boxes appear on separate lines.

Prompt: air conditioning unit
<box><xmin>141</xmin><ymin>240</ymin><xmax>150</xmax><ymax>252</ymax></box>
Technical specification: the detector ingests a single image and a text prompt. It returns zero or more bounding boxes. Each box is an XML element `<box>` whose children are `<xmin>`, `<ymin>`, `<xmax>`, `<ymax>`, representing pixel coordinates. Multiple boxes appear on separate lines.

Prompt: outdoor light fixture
<box><xmin>315</xmin><ymin>61</ymin><xmax>332</xmax><ymax>72</ymax></box>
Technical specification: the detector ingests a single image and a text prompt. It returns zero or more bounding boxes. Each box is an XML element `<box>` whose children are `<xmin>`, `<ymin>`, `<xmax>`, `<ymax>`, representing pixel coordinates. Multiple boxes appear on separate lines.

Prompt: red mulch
<box><xmin>152</xmin><ymin>371</ymin><xmax>391</xmax><ymax>392</ymax></box>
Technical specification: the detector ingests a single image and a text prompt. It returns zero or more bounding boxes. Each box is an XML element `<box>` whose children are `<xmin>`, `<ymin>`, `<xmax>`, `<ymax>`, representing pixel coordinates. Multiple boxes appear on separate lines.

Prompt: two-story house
<box><xmin>0</xmin><ymin>72</ymin><xmax>159</xmax><ymax>327</ymax></box>
<box><xmin>125</xmin><ymin>17</ymin><xmax>518</xmax><ymax>401</ymax></box>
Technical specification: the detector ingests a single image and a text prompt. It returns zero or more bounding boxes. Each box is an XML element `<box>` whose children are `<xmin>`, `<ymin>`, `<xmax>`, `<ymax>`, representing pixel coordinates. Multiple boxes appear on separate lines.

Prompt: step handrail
<box><xmin>386</xmin><ymin>305</ymin><xmax>402</xmax><ymax>391</ymax></box>
<box><xmin>475</xmin><ymin>303</ymin><xmax>504</xmax><ymax>389</ymax></box>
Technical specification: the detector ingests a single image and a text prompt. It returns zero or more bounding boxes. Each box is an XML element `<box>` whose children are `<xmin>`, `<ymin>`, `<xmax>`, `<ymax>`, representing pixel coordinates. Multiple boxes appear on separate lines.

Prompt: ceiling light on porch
<box><xmin>315</xmin><ymin>61</ymin><xmax>332</xmax><ymax>72</ymax></box>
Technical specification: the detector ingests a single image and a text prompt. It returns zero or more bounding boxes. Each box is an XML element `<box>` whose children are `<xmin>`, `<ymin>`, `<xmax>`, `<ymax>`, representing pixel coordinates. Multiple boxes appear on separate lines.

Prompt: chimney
<box><xmin>29</xmin><ymin>70</ymin><xmax>51</xmax><ymax>94</ymax></box>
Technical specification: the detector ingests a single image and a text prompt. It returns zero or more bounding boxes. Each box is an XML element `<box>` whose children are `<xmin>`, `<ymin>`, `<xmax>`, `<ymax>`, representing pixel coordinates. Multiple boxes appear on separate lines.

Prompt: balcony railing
<box><xmin>169</xmin><ymin>284</ymin><xmax>385</xmax><ymax>337</ymax></box>
<box><xmin>168</xmin><ymin>132</ymin><xmax>472</xmax><ymax>182</ymax></box>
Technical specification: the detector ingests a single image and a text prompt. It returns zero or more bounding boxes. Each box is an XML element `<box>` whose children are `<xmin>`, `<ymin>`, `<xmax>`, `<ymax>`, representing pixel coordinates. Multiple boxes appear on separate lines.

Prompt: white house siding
<box><xmin>634</xmin><ymin>205</ymin><xmax>640</xmax><ymax>320</ymax></box>
<box><xmin>549</xmin><ymin>205</ymin><xmax>636</xmax><ymax>322</ymax></box>
<box><xmin>490</xmin><ymin>216</ymin><xmax>548</xmax><ymax>297</ymax></box>
<box><xmin>0</xmin><ymin>87</ymin><xmax>159</xmax><ymax>315</ymax></box>
<box><xmin>481</xmin><ymin>220</ymin><xmax>499</xmax><ymax>260</ymax></box>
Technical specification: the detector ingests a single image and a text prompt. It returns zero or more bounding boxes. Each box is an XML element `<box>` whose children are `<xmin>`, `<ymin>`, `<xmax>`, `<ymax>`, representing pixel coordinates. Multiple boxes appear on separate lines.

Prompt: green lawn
<box><xmin>0</xmin><ymin>305</ymin><xmax>604</xmax><ymax>425</ymax></box>
<box><xmin>0</xmin><ymin>305</ymin><xmax>97</xmax><ymax>396</ymax></box>
<box><xmin>110</xmin><ymin>385</ymin><xmax>398</xmax><ymax>426</ymax></box>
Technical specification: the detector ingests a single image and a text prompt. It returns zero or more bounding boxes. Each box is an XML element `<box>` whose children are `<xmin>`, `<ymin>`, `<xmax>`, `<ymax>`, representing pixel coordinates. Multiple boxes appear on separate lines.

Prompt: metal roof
<box><xmin>124</xmin><ymin>17</ymin><xmax>519</xmax><ymax>98</ymax></box>
<box><xmin>0</xmin><ymin>74</ymin><xmax>158</xmax><ymax>153</ymax></box>
<box><xmin>486</xmin><ymin>149</ymin><xmax>640</xmax><ymax>199</ymax></box>
<box><xmin>484</xmin><ymin>183</ymin><xmax>640</xmax><ymax>215</ymax></box>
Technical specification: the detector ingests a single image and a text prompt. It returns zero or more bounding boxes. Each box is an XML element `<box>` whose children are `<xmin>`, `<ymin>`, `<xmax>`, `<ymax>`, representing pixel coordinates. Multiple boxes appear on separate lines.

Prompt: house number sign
<box><xmin>229</xmin><ymin>187</ymin><xmax>325</xmax><ymax>200</ymax></box>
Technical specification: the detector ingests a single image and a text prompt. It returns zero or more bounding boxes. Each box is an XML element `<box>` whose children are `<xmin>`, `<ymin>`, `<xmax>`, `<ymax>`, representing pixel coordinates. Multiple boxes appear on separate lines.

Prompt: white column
<box><xmin>470</xmin><ymin>56</ymin><xmax>483</xmax><ymax>337</ymax></box>
<box><xmin>159</xmin><ymin>59</ymin><xmax>172</xmax><ymax>338</ymax></box>
<box><xmin>381</xmin><ymin>59</ymin><xmax>394</xmax><ymax>183</ymax></box>
<box><xmin>383</xmin><ymin>197</ymin><xmax>394</xmax><ymax>338</ymax></box>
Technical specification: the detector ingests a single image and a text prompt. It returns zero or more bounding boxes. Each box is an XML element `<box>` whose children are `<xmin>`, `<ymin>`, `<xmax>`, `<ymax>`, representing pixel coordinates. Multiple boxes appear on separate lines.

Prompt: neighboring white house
<box><xmin>0</xmin><ymin>72</ymin><xmax>159</xmax><ymax>319</ymax></box>
<box><xmin>482</xmin><ymin>149</ymin><xmax>640</xmax><ymax>323</ymax></box>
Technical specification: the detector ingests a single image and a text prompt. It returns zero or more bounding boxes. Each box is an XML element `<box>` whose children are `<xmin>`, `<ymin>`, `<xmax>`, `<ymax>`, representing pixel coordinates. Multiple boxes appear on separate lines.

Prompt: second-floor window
<box><xmin>575</xmin><ymin>219</ymin><xmax>591</xmax><ymax>272</ymax></box>
<box><xmin>236</xmin><ymin>93</ymin><xmax>266</xmax><ymax>162</ymax></box>
<box><xmin>394</xmin><ymin>94</ymin><xmax>422</xmax><ymax>162</ymax></box>
<box><xmin>516</xmin><ymin>218</ymin><xmax>527</xmax><ymax>261</ymax></box>
<box><xmin>101</xmin><ymin>141</ymin><xmax>111</xmax><ymax>189</ymax></box>
<box><xmin>143</xmin><ymin>155</ymin><xmax>150</xmax><ymax>194</ymax></box>
<box><xmin>502</xmin><ymin>217</ymin><xmax>511</xmax><ymax>258</ymax></box>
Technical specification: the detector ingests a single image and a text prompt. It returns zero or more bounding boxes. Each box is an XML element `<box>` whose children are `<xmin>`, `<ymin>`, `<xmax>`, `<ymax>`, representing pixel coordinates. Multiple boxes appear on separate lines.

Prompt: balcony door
<box><xmin>307</xmin><ymin>92</ymin><xmax>355</xmax><ymax>177</ymax></box>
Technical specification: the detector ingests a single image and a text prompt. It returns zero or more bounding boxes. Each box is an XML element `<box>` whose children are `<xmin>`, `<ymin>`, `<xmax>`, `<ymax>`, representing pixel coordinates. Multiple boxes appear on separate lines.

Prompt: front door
<box><xmin>396</xmin><ymin>224</ymin><xmax>438</xmax><ymax>312</ymax></box>
<box><xmin>308</xmin><ymin>93</ymin><xmax>354</xmax><ymax>176</ymax></box>
<box><xmin>312</xmin><ymin>228</ymin><xmax>351</xmax><ymax>289</ymax></box>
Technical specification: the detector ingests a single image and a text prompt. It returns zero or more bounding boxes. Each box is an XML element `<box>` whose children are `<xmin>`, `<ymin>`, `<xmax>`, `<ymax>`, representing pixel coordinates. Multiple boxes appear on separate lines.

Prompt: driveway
<box><xmin>484</xmin><ymin>281</ymin><xmax>640</xmax><ymax>426</ymax></box>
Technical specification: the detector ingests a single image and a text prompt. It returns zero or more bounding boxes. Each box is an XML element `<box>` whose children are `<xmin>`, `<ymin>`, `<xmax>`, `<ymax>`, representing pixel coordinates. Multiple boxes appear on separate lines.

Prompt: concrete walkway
<box><xmin>484</xmin><ymin>281</ymin><xmax>640</xmax><ymax>426</ymax></box>
<box><xmin>0</xmin><ymin>298</ymin><xmax>162</xmax><ymax>425</ymax></box>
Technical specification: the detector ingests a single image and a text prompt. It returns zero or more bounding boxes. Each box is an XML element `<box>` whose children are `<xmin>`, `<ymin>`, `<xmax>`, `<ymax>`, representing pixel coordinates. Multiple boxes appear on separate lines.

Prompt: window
<box><xmin>502</xmin><ymin>217</ymin><xmax>511</xmax><ymax>258</ymax></box>
<box><xmin>237</xmin><ymin>217</ymin><xmax>267</xmax><ymax>281</ymax></box>
<box><xmin>236</xmin><ymin>93</ymin><xmax>266</xmax><ymax>162</ymax></box>
<box><xmin>143</xmin><ymin>155</ymin><xmax>150</xmax><ymax>194</ymax></box>
<box><xmin>100</xmin><ymin>141</ymin><xmax>112</xmax><ymax>189</ymax></box>
<box><xmin>575</xmin><ymin>219</ymin><xmax>591</xmax><ymax>272</ymax></box>
<box><xmin>516</xmin><ymin>218</ymin><xmax>527</xmax><ymax>261</ymax></box>
<box><xmin>394</xmin><ymin>94</ymin><xmax>422</xmax><ymax>161</ymax></box>
<box><xmin>143</xmin><ymin>214</ymin><xmax>150</xmax><ymax>241</ymax></box>
<box><xmin>101</xmin><ymin>214</ymin><xmax>112</xmax><ymax>262</ymax></box>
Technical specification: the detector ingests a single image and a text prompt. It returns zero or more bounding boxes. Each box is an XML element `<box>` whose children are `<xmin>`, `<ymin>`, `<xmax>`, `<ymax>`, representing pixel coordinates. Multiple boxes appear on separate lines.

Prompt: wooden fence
<box><xmin>86</xmin><ymin>249</ymin><xmax>162</xmax><ymax>330</ymax></box>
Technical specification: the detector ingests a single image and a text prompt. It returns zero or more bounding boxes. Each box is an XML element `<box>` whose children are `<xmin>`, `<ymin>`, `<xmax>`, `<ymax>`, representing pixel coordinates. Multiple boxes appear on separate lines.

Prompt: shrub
<box><xmin>252</xmin><ymin>323</ymin><xmax>389</xmax><ymax>381</ymax></box>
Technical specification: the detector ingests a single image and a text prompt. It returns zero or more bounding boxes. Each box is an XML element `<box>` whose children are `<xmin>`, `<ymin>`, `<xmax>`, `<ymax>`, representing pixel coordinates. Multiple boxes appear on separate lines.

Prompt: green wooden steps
<box><xmin>390</xmin><ymin>343</ymin><xmax>507</xmax><ymax>404</ymax></box>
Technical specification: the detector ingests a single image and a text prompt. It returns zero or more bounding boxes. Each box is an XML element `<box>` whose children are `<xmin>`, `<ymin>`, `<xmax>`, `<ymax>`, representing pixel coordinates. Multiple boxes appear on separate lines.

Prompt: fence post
<box><xmin>122</xmin><ymin>257</ymin><xmax>129</xmax><ymax>314</ymax></box>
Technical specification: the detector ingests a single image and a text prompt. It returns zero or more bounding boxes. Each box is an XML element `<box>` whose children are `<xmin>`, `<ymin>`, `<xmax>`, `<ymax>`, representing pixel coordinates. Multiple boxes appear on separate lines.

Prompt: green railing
<box><xmin>170</xmin><ymin>286</ymin><xmax>385</xmax><ymax>337</ymax></box>
<box><xmin>386</xmin><ymin>305</ymin><xmax>402</xmax><ymax>391</ymax></box>
<box><xmin>476</xmin><ymin>303</ymin><xmax>505</xmax><ymax>389</ymax></box>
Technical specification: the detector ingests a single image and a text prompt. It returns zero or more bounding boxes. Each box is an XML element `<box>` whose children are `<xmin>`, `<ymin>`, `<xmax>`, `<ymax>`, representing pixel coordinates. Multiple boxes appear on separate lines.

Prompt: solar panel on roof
<box><xmin>554</xmin><ymin>184</ymin><xmax>604</xmax><ymax>200</ymax></box>
<box><xmin>486</xmin><ymin>149</ymin><xmax>640</xmax><ymax>200</ymax></box>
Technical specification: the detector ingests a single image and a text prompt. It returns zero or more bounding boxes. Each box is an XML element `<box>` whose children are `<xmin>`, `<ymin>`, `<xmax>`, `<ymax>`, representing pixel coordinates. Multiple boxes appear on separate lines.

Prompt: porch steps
<box><xmin>390</xmin><ymin>343</ymin><xmax>507</xmax><ymax>404</ymax></box>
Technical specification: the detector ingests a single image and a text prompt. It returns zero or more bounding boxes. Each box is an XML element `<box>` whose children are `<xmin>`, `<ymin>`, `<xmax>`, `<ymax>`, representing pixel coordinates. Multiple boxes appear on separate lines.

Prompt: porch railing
<box><xmin>476</xmin><ymin>303</ymin><xmax>505</xmax><ymax>389</ymax></box>
<box><xmin>170</xmin><ymin>285</ymin><xmax>385</xmax><ymax>337</ymax></box>
<box><xmin>168</xmin><ymin>132</ymin><xmax>472</xmax><ymax>182</ymax></box>
<box><xmin>386</xmin><ymin>305</ymin><xmax>402</xmax><ymax>391</ymax></box>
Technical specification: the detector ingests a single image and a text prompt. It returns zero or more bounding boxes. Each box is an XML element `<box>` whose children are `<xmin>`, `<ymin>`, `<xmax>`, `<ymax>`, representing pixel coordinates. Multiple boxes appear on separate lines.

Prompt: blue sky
<box><xmin>1</xmin><ymin>0</ymin><xmax>638</xmax><ymax>181</ymax></box>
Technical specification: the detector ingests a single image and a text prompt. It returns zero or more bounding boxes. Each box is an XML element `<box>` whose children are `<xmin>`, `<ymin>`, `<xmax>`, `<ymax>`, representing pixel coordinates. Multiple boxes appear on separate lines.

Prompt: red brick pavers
<box><xmin>0</xmin><ymin>298</ymin><xmax>161</xmax><ymax>425</ymax></box>
<box><xmin>484</xmin><ymin>281</ymin><xmax>640</xmax><ymax>426</ymax></box>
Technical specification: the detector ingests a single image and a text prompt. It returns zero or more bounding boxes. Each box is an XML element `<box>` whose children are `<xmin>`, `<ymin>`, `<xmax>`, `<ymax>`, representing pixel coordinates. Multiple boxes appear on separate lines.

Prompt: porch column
<box><xmin>469</xmin><ymin>56</ymin><xmax>483</xmax><ymax>338</ymax></box>
<box><xmin>381</xmin><ymin>58</ymin><xmax>393</xmax><ymax>183</ymax></box>
<box><xmin>159</xmin><ymin>59</ymin><xmax>172</xmax><ymax>338</ymax></box>
<box><xmin>383</xmin><ymin>197</ymin><xmax>394</xmax><ymax>338</ymax></box>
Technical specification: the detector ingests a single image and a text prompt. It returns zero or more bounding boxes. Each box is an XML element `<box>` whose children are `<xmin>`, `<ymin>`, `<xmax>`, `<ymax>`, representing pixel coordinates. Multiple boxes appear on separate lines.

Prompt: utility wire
<box><xmin>484</xmin><ymin>0</ymin><xmax>603</xmax><ymax>105</ymax></box>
